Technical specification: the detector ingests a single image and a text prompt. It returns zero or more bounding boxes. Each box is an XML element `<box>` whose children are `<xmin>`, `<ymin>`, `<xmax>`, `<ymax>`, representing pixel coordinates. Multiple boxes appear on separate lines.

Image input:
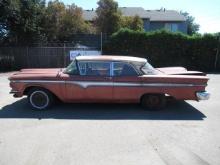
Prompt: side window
<box><xmin>78</xmin><ymin>61</ymin><xmax>110</xmax><ymax>76</ymax></box>
<box><xmin>113</xmin><ymin>62</ymin><xmax>138</xmax><ymax>76</ymax></box>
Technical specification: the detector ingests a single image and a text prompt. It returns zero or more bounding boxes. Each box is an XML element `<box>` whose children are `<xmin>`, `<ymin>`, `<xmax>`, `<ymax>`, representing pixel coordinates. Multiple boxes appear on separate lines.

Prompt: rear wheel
<box><xmin>28</xmin><ymin>88</ymin><xmax>54</xmax><ymax>110</ymax></box>
<box><xmin>141</xmin><ymin>94</ymin><xmax>166</xmax><ymax>110</ymax></box>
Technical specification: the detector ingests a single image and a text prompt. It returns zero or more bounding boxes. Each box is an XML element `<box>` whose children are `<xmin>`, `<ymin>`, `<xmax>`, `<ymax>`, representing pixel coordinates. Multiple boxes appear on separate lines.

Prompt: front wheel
<box><xmin>141</xmin><ymin>94</ymin><xmax>166</xmax><ymax>110</ymax></box>
<box><xmin>28</xmin><ymin>88</ymin><xmax>54</xmax><ymax>110</ymax></box>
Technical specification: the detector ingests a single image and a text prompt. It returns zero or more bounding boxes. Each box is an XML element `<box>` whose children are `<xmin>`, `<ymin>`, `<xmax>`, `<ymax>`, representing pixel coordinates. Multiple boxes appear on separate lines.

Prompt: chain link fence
<box><xmin>0</xmin><ymin>34</ymin><xmax>108</xmax><ymax>71</ymax></box>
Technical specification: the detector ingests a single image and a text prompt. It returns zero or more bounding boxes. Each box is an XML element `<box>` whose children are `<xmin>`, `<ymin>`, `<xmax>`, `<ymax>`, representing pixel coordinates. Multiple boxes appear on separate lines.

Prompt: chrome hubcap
<box><xmin>30</xmin><ymin>91</ymin><xmax>49</xmax><ymax>109</ymax></box>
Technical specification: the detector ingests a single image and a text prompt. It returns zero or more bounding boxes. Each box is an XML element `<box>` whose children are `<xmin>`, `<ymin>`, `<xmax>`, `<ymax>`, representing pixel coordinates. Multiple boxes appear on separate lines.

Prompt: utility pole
<box><xmin>64</xmin><ymin>43</ymin><xmax>66</xmax><ymax>67</ymax></box>
<box><xmin>26</xmin><ymin>46</ymin><xmax>29</xmax><ymax>68</ymax></box>
<box><xmin>214</xmin><ymin>35</ymin><xmax>220</xmax><ymax>70</ymax></box>
<box><xmin>101</xmin><ymin>32</ymin><xmax>103</xmax><ymax>55</ymax></box>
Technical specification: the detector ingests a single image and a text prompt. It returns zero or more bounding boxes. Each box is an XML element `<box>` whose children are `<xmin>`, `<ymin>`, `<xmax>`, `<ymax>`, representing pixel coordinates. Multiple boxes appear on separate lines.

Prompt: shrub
<box><xmin>103</xmin><ymin>28</ymin><xmax>219</xmax><ymax>71</ymax></box>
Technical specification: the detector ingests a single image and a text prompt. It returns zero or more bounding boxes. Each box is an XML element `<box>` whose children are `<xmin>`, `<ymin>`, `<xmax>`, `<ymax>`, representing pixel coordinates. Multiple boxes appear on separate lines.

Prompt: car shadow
<box><xmin>0</xmin><ymin>98</ymin><xmax>206</xmax><ymax>120</ymax></box>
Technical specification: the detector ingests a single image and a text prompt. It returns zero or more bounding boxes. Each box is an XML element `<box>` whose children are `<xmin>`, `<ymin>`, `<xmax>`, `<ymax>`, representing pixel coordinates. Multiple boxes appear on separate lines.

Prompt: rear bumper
<box><xmin>196</xmin><ymin>91</ymin><xmax>210</xmax><ymax>100</ymax></box>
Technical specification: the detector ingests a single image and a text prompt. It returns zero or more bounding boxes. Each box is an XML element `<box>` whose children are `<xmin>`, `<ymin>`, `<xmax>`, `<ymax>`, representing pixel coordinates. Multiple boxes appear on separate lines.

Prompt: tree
<box><xmin>130</xmin><ymin>16</ymin><xmax>144</xmax><ymax>31</ymax></box>
<box><xmin>59</xmin><ymin>4</ymin><xmax>93</xmax><ymax>40</ymax></box>
<box><xmin>95</xmin><ymin>0</ymin><xmax>122</xmax><ymax>34</ymax></box>
<box><xmin>0</xmin><ymin>0</ymin><xmax>46</xmax><ymax>44</ymax></box>
<box><xmin>0</xmin><ymin>0</ymin><xmax>94</xmax><ymax>44</ymax></box>
<box><xmin>0</xmin><ymin>0</ymin><xmax>20</xmax><ymax>43</ymax></box>
<box><xmin>43</xmin><ymin>0</ymin><xmax>94</xmax><ymax>42</ymax></box>
<box><xmin>180</xmin><ymin>11</ymin><xmax>200</xmax><ymax>35</ymax></box>
<box><xmin>43</xmin><ymin>0</ymin><xmax>66</xmax><ymax>41</ymax></box>
<box><xmin>122</xmin><ymin>15</ymin><xmax>144</xmax><ymax>31</ymax></box>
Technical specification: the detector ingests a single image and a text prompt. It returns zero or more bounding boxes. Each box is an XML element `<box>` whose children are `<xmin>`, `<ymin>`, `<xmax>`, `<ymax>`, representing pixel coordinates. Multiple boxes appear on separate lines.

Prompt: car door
<box><xmin>63</xmin><ymin>60</ymin><xmax>113</xmax><ymax>102</ymax></box>
<box><xmin>60</xmin><ymin>59</ymin><xmax>85</xmax><ymax>101</ymax></box>
<box><xmin>112</xmin><ymin>62</ymin><xmax>142</xmax><ymax>102</ymax></box>
<box><xmin>76</xmin><ymin>60</ymin><xmax>113</xmax><ymax>102</ymax></box>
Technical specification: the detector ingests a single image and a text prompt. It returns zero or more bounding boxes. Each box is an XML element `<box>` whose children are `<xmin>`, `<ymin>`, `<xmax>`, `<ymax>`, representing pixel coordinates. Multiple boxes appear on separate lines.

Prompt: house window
<box><xmin>165</xmin><ymin>23</ymin><xmax>178</xmax><ymax>32</ymax></box>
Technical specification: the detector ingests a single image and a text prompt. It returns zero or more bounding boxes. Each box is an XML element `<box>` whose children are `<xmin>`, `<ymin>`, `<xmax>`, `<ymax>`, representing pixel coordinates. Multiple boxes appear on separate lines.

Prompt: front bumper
<box><xmin>196</xmin><ymin>91</ymin><xmax>210</xmax><ymax>100</ymax></box>
<box><xmin>9</xmin><ymin>90</ymin><xmax>22</xmax><ymax>98</ymax></box>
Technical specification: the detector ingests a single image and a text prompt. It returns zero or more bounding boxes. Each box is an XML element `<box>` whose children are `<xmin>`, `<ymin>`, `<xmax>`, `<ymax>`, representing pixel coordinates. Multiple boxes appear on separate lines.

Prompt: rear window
<box><xmin>113</xmin><ymin>62</ymin><xmax>138</xmax><ymax>76</ymax></box>
<box><xmin>141</xmin><ymin>62</ymin><xmax>158</xmax><ymax>75</ymax></box>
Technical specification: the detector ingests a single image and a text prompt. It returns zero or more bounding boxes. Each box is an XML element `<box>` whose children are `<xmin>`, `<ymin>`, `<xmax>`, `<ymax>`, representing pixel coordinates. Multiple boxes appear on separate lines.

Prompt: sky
<box><xmin>52</xmin><ymin>0</ymin><xmax>220</xmax><ymax>33</ymax></box>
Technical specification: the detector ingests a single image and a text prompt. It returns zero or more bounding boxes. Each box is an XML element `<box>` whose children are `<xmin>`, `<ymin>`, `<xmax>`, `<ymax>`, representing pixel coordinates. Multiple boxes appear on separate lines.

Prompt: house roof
<box><xmin>82</xmin><ymin>10</ymin><xmax>97</xmax><ymax>22</ymax></box>
<box><xmin>82</xmin><ymin>7</ymin><xmax>186</xmax><ymax>22</ymax></box>
<box><xmin>119</xmin><ymin>7</ymin><xmax>150</xmax><ymax>19</ymax></box>
<box><xmin>147</xmin><ymin>10</ymin><xmax>186</xmax><ymax>21</ymax></box>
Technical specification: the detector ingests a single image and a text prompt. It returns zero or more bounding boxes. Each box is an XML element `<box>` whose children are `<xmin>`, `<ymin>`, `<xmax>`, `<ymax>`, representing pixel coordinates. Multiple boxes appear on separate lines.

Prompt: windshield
<box><xmin>141</xmin><ymin>62</ymin><xmax>158</xmax><ymax>75</ymax></box>
<box><xmin>63</xmin><ymin>60</ymin><xmax>79</xmax><ymax>75</ymax></box>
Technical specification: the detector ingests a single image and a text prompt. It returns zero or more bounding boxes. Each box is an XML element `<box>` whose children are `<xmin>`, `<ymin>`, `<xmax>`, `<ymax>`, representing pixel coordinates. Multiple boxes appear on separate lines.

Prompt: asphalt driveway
<box><xmin>0</xmin><ymin>72</ymin><xmax>220</xmax><ymax>165</ymax></box>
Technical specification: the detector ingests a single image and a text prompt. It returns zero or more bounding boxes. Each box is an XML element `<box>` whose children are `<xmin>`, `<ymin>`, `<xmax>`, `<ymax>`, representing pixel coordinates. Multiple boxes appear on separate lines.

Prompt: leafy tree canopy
<box><xmin>95</xmin><ymin>0</ymin><xmax>122</xmax><ymax>34</ymax></box>
<box><xmin>180</xmin><ymin>11</ymin><xmax>200</xmax><ymax>35</ymax></box>
<box><xmin>0</xmin><ymin>0</ymin><xmax>94</xmax><ymax>44</ymax></box>
<box><xmin>121</xmin><ymin>15</ymin><xmax>144</xmax><ymax>31</ymax></box>
<box><xmin>95</xmin><ymin>0</ymin><xmax>144</xmax><ymax>34</ymax></box>
<box><xmin>43</xmin><ymin>1</ymin><xmax>94</xmax><ymax>41</ymax></box>
<box><xmin>0</xmin><ymin>0</ymin><xmax>46</xmax><ymax>44</ymax></box>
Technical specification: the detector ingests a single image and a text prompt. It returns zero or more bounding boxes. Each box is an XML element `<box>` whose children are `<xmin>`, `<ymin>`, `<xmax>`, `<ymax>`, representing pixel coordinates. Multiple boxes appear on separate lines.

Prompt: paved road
<box><xmin>0</xmin><ymin>72</ymin><xmax>219</xmax><ymax>165</ymax></box>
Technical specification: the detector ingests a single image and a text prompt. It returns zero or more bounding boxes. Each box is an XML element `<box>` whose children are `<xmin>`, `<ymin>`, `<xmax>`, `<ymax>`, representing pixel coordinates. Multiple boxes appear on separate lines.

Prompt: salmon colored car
<box><xmin>9</xmin><ymin>55</ymin><xmax>210</xmax><ymax>110</ymax></box>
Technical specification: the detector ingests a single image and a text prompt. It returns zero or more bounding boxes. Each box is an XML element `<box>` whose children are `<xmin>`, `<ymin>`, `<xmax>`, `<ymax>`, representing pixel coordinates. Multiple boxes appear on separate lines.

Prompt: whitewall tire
<box><xmin>28</xmin><ymin>88</ymin><xmax>53</xmax><ymax>110</ymax></box>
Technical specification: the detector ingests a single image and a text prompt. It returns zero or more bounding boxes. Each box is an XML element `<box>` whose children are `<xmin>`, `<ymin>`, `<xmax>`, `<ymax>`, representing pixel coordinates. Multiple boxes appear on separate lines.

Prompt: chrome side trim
<box><xmin>111</xmin><ymin>82</ymin><xmax>203</xmax><ymax>87</ymax></box>
<box><xmin>143</xmin><ymin>83</ymin><xmax>204</xmax><ymax>87</ymax></box>
<box><xmin>11</xmin><ymin>80</ymin><xmax>65</xmax><ymax>83</ymax></box>
<box><xmin>11</xmin><ymin>80</ymin><xmax>206</xmax><ymax>88</ymax></box>
<box><xmin>67</xmin><ymin>81</ymin><xmax>114</xmax><ymax>88</ymax></box>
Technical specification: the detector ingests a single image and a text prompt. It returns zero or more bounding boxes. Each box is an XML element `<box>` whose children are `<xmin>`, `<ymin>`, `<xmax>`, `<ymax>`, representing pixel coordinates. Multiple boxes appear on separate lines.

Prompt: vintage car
<box><xmin>9</xmin><ymin>55</ymin><xmax>210</xmax><ymax>110</ymax></box>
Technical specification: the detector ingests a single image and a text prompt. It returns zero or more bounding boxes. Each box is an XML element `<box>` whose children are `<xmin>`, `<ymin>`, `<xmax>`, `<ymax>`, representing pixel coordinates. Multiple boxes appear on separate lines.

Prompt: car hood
<box><xmin>156</xmin><ymin>67</ymin><xmax>205</xmax><ymax>76</ymax></box>
<box><xmin>20</xmin><ymin>68</ymin><xmax>62</xmax><ymax>73</ymax></box>
<box><xmin>8</xmin><ymin>68</ymin><xmax>62</xmax><ymax>80</ymax></box>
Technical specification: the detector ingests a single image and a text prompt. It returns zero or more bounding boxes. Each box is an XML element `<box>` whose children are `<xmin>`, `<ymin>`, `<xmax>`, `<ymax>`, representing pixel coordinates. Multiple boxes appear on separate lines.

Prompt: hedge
<box><xmin>103</xmin><ymin>28</ymin><xmax>220</xmax><ymax>72</ymax></box>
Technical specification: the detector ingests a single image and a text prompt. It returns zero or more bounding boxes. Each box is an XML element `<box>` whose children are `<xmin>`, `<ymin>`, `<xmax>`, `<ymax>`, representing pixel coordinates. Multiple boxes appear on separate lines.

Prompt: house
<box><xmin>82</xmin><ymin>7</ymin><xmax>187</xmax><ymax>33</ymax></box>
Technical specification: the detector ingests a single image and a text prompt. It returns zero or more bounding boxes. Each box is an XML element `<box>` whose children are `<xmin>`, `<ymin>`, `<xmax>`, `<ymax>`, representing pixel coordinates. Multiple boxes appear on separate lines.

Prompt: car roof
<box><xmin>76</xmin><ymin>55</ymin><xmax>147</xmax><ymax>64</ymax></box>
